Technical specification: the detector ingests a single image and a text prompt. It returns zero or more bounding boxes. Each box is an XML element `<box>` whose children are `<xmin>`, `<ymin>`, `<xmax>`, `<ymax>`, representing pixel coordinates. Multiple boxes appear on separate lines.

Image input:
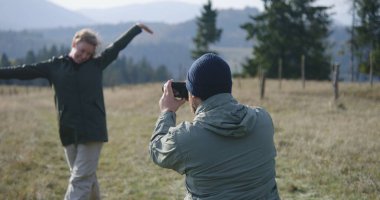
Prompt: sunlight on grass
<box><xmin>0</xmin><ymin>80</ymin><xmax>379</xmax><ymax>199</ymax></box>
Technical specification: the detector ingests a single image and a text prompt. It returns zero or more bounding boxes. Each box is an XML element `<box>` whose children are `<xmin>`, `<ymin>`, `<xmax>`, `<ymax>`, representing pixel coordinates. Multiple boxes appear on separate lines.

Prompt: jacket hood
<box><xmin>194</xmin><ymin>93</ymin><xmax>257</xmax><ymax>137</ymax></box>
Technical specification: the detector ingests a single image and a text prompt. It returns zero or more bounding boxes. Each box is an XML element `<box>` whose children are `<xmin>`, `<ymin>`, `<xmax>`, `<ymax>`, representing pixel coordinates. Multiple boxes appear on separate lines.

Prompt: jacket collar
<box><xmin>195</xmin><ymin>93</ymin><xmax>235</xmax><ymax>115</ymax></box>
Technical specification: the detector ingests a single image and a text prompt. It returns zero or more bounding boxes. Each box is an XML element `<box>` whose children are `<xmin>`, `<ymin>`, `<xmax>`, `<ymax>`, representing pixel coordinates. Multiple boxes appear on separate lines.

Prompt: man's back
<box><xmin>151</xmin><ymin>53</ymin><xmax>280</xmax><ymax>200</ymax></box>
<box><xmin>151</xmin><ymin>93</ymin><xmax>279</xmax><ymax>199</ymax></box>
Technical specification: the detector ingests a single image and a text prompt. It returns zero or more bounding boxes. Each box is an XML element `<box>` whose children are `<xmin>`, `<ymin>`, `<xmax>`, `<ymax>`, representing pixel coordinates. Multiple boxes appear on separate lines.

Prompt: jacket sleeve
<box><xmin>97</xmin><ymin>24</ymin><xmax>142</xmax><ymax>70</ymax></box>
<box><xmin>0</xmin><ymin>58</ymin><xmax>52</xmax><ymax>80</ymax></box>
<box><xmin>149</xmin><ymin>111</ymin><xmax>187</xmax><ymax>174</ymax></box>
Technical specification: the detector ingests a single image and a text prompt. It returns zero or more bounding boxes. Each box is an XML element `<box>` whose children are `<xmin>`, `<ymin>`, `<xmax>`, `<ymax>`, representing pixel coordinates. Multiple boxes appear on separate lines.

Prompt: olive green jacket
<box><xmin>150</xmin><ymin>93</ymin><xmax>280</xmax><ymax>199</ymax></box>
<box><xmin>0</xmin><ymin>25</ymin><xmax>142</xmax><ymax>146</ymax></box>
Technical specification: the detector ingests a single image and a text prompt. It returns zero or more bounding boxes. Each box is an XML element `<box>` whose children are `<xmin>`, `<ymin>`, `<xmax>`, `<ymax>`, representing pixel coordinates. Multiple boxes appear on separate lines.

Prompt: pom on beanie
<box><xmin>186</xmin><ymin>53</ymin><xmax>232</xmax><ymax>100</ymax></box>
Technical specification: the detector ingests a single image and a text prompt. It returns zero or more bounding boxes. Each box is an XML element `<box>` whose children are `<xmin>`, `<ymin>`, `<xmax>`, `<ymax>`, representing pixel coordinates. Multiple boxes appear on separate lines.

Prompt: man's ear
<box><xmin>188</xmin><ymin>93</ymin><xmax>197</xmax><ymax>100</ymax></box>
<box><xmin>192</xmin><ymin>95</ymin><xmax>202</xmax><ymax>104</ymax></box>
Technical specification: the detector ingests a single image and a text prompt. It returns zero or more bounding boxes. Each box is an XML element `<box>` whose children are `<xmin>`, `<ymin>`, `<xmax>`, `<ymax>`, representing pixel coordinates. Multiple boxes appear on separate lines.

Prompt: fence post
<box><xmin>332</xmin><ymin>63</ymin><xmax>340</xmax><ymax>100</ymax></box>
<box><xmin>257</xmin><ymin>65</ymin><xmax>262</xmax><ymax>87</ymax></box>
<box><xmin>234</xmin><ymin>64</ymin><xmax>241</xmax><ymax>89</ymax></box>
<box><xmin>370</xmin><ymin>51</ymin><xmax>373</xmax><ymax>88</ymax></box>
<box><xmin>278</xmin><ymin>58</ymin><xmax>282</xmax><ymax>90</ymax></box>
<box><xmin>301</xmin><ymin>54</ymin><xmax>305</xmax><ymax>89</ymax></box>
<box><xmin>260</xmin><ymin>70</ymin><xmax>266</xmax><ymax>100</ymax></box>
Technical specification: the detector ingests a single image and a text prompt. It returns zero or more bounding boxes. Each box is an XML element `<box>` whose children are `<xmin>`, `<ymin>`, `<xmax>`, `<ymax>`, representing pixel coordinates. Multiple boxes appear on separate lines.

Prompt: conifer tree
<box><xmin>191</xmin><ymin>0</ymin><xmax>222</xmax><ymax>59</ymax></box>
<box><xmin>241</xmin><ymin>0</ymin><xmax>331</xmax><ymax>79</ymax></box>
<box><xmin>0</xmin><ymin>53</ymin><xmax>11</xmax><ymax>67</ymax></box>
<box><xmin>353</xmin><ymin>0</ymin><xmax>380</xmax><ymax>76</ymax></box>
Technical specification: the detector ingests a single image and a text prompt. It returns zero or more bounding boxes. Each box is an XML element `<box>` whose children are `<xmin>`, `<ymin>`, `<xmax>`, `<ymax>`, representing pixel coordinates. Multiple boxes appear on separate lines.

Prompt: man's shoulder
<box><xmin>246</xmin><ymin>105</ymin><xmax>269</xmax><ymax>114</ymax></box>
<box><xmin>171</xmin><ymin>121</ymin><xmax>193</xmax><ymax>132</ymax></box>
<box><xmin>171</xmin><ymin>121</ymin><xmax>202</xmax><ymax>138</ymax></box>
<box><xmin>177</xmin><ymin>121</ymin><xmax>212</xmax><ymax>140</ymax></box>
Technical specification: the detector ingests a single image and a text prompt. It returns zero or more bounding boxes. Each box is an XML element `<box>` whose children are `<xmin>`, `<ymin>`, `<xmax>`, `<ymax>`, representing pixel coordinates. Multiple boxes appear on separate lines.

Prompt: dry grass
<box><xmin>0</xmin><ymin>79</ymin><xmax>379</xmax><ymax>200</ymax></box>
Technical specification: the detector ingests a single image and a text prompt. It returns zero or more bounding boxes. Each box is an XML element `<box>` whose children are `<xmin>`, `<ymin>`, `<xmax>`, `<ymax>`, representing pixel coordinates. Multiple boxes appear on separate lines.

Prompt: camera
<box><xmin>162</xmin><ymin>81</ymin><xmax>188</xmax><ymax>100</ymax></box>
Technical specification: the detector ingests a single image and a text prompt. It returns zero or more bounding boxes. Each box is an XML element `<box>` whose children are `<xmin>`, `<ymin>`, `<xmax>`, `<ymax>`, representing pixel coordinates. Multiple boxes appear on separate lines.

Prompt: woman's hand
<box><xmin>136</xmin><ymin>23</ymin><xmax>153</xmax><ymax>34</ymax></box>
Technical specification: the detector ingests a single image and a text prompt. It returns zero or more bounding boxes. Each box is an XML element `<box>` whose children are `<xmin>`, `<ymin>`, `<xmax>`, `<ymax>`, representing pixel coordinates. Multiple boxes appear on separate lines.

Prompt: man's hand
<box><xmin>160</xmin><ymin>80</ymin><xmax>186</xmax><ymax>113</ymax></box>
<box><xmin>136</xmin><ymin>22</ymin><xmax>153</xmax><ymax>34</ymax></box>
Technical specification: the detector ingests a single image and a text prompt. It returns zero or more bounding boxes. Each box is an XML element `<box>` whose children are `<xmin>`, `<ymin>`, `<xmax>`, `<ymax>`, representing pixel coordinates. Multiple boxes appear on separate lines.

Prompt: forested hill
<box><xmin>0</xmin><ymin>7</ymin><xmax>260</xmax><ymax>75</ymax></box>
<box><xmin>0</xmin><ymin>6</ymin><xmax>350</xmax><ymax>79</ymax></box>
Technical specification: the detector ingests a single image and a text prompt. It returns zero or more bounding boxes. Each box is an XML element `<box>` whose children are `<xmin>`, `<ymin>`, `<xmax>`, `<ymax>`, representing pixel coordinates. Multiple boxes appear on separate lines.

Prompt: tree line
<box><xmin>0</xmin><ymin>45</ymin><xmax>171</xmax><ymax>86</ymax></box>
<box><xmin>192</xmin><ymin>0</ymin><xmax>379</xmax><ymax>81</ymax></box>
<box><xmin>1</xmin><ymin>0</ymin><xmax>378</xmax><ymax>85</ymax></box>
<box><xmin>351</xmin><ymin>0</ymin><xmax>380</xmax><ymax>81</ymax></box>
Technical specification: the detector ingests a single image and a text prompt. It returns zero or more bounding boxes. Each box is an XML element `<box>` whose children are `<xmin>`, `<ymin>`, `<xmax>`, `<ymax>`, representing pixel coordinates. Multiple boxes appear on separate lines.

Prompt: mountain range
<box><xmin>0</xmin><ymin>0</ymin><xmax>351</xmax><ymax>79</ymax></box>
<box><xmin>0</xmin><ymin>0</ymin><xmax>94</xmax><ymax>30</ymax></box>
<box><xmin>78</xmin><ymin>1</ymin><xmax>201</xmax><ymax>25</ymax></box>
<box><xmin>0</xmin><ymin>0</ymin><xmax>212</xmax><ymax>30</ymax></box>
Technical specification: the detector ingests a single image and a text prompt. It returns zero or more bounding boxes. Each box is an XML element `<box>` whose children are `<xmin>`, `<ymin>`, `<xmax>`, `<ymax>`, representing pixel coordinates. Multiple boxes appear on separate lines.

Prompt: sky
<box><xmin>47</xmin><ymin>0</ymin><xmax>352</xmax><ymax>25</ymax></box>
<box><xmin>47</xmin><ymin>0</ymin><xmax>264</xmax><ymax>10</ymax></box>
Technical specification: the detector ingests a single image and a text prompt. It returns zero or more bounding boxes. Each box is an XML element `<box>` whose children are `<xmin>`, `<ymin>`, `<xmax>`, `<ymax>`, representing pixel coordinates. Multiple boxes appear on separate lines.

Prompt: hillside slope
<box><xmin>78</xmin><ymin>1</ymin><xmax>200</xmax><ymax>24</ymax></box>
<box><xmin>0</xmin><ymin>0</ymin><xmax>93</xmax><ymax>30</ymax></box>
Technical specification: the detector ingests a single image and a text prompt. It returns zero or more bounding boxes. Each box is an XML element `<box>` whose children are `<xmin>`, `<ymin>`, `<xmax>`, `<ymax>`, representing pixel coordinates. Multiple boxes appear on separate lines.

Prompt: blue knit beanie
<box><xmin>186</xmin><ymin>53</ymin><xmax>232</xmax><ymax>100</ymax></box>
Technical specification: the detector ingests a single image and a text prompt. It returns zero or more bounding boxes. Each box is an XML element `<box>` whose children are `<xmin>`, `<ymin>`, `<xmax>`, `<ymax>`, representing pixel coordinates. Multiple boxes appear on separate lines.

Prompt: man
<box><xmin>150</xmin><ymin>53</ymin><xmax>280</xmax><ymax>200</ymax></box>
<box><xmin>0</xmin><ymin>23</ymin><xmax>153</xmax><ymax>199</ymax></box>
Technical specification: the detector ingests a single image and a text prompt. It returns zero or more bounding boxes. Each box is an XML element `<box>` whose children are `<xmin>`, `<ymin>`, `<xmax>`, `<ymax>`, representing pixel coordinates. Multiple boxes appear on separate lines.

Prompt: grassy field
<box><xmin>0</xmin><ymin>79</ymin><xmax>379</xmax><ymax>200</ymax></box>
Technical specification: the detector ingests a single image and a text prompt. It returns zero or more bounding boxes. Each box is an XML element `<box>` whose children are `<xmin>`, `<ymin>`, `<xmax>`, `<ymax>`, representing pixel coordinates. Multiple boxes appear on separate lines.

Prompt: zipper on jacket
<box><xmin>73</xmin><ymin>64</ymin><xmax>86</xmax><ymax>144</ymax></box>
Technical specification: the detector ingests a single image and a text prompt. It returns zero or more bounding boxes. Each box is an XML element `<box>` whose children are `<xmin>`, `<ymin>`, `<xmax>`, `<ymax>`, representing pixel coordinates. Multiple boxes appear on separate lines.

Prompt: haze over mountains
<box><xmin>0</xmin><ymin>0</ymin><xmax>93</xmax><ymax>30</ymax></box>
<box><xmin>78</xmin><ymin>1</ymin><xmax>201</xmax><ymax>24</ymax></box>
<box><xmin>0</xmin><ymin>0</ymin><xmax>348</xmax><ymax>30</ymax></box>
<box><xmin>1</xmin><ymin>0</ymin><xmax>216</xmax><ymax>30</ymax></box>
<box><xmin>0</xmin><ymin>0</ymin><xmax>350</xmax><ymax>79</ymax></box>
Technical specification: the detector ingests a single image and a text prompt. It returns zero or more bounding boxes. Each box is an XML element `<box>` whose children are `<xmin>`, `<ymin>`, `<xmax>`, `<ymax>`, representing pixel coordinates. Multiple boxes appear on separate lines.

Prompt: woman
<box><xmin>0</xmin><ymin>23</ymin><xmax>153</xmax><ymax>199</ymax></box>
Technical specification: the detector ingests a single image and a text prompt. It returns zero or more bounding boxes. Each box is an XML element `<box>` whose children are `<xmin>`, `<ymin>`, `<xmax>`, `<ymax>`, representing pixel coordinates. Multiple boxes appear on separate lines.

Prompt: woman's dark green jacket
<box><xmin>0</xmin><ymin>25</ymin><xmax>142</xmax><ymax>146</ymax></box>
